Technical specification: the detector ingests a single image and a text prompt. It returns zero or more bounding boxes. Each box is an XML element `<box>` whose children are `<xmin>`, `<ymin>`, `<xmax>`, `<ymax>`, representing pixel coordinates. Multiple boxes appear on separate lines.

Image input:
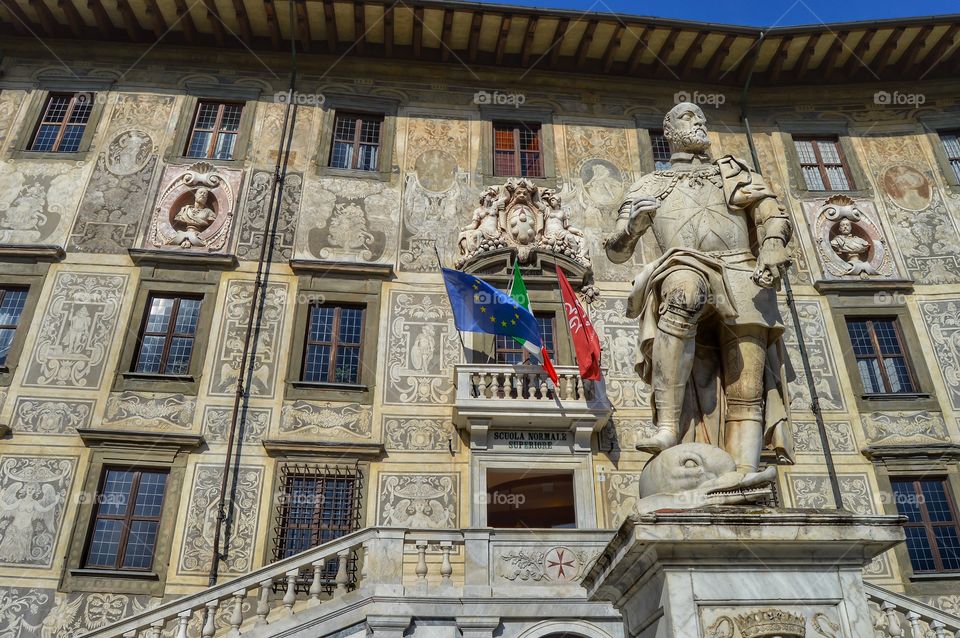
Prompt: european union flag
<box><xmin>441</xmin><ymin>267</ymin><xmax>543</xmax><ymax>347</ymax></box>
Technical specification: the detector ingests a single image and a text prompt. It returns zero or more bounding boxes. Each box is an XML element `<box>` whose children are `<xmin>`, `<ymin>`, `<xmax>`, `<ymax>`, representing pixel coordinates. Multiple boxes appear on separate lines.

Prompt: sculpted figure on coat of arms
<box><xmin>605</xmin><ymin>102</ymin><xmax>795</xmax><ymax>507</ymax></box>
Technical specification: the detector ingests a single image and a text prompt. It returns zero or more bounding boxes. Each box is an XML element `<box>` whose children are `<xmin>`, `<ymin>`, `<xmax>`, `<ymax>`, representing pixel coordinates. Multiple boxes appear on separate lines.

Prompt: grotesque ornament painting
<box><xmin>605</xmin><ymin>102</ymin><xmax>795</xmax><ymax>508</ymax></box>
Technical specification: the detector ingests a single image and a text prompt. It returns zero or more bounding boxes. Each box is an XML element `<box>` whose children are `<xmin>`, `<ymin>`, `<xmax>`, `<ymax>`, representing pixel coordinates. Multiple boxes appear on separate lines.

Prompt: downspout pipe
<box><xmin>738</xmin><ymin>32</ymin><xmax>845</xmax><ymax>511</ymax></box>
<box><xmin>207</xmin><ymin>1</ymin><xmax>301</xmax><ymax>587</ymax></box>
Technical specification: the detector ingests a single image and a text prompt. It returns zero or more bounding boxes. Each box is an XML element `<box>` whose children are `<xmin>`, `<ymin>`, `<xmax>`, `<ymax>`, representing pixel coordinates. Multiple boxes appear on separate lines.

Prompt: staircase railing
<box><xmin>79</xmin><ymin>527</ymin><xmax>396</xmax><ymax>638</ymax></box>
<box><xmin>866</xmin><ymin>582</ymin><xmax>960</xmax><ymax>637</ymax></box>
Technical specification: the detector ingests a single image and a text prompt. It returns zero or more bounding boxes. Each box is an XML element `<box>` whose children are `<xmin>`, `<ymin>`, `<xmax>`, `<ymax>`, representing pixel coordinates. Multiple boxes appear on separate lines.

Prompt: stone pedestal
<box><xmin>582</xmin><ymin>508</ymin><xmax>904</xmax><ymax>638</ymax></box>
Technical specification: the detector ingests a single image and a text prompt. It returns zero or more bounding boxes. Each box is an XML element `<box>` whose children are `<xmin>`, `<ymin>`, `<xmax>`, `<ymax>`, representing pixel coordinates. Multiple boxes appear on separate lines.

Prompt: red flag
<box><xmin>557</xmin><ymin>265</ymin><xmax>603</xmax><ymax>380</ymax></box>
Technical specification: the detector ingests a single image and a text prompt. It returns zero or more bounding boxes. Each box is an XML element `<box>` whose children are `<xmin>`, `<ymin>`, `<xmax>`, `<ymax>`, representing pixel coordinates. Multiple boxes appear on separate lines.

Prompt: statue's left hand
<box><xmin>753</xmin><ymin>239</ymin><xmax>791</xmax><ymax>288</ymax></box>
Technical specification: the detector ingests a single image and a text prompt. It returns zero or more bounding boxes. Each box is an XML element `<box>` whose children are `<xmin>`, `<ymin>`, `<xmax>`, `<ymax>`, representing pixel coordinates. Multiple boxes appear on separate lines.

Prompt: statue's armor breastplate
<box><xmin>650</xmin><ymin>168</ymin><xmax>751</xmax><ymax>253</ymax></box>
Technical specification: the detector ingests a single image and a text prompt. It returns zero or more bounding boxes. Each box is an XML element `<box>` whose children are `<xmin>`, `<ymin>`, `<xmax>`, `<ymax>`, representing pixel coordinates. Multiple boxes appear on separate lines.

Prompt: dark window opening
<box><xmin>273</xmin><ymin>463</ymin><xmax>362</xmax><ymax>592</ymax></box>
<box><xmin>185</xmin><ymin>101</ymin><xmax>244</xmax><ymax>160</ymax></box>
<box><xmin>495</xmin><ymin>312</ymin><xmax>555</xmax><ymax>364</ymax></box>
<box><xmin>302</xmin><ymin>304</ymin><xmax>365</xmax><ymax>385</ymax></box>
<box><xmin>650</xmin><ymin>129</ymin><xmax>672</xmax><ymax>170</ymax></box>
<box><xmin>0</xmin><ymin>287</ymin><xmax>28</xmax><ymax>366</ymax></box>
<box><xmin>133</xmin><ymin>294</ymin><xmax>202</xmax><ymax>376</ymax></box>
<box><xmin>891</xmin><ymin>478</ymin><xmax>960</xmax><ymax>574</ymax></box>
<box><xmin>486</xmin><ymin>469</ymin><xmax>576</xmax><ymax>529</ymax></box>
<box><xmin>83</xmin><ymin>468</ymin><xmax>168</xmax><ymax>571</ymax></box>
<box><xmin>941</xmin><ymin>131</ymin><xmax>960</xmax><ymax>183</ymax></box>
<box><xmin>30</xmin><ymin>93</ymin><xmax>94</xmax><ymax>153</ymax></box>
<box><xmin>493</xmin><ymin>121</ymin><xmax>544</xmax><ymax>177</ymax></box>
<box><xmin>329</xmin><ymin>112</ymin><xmax>382</xmax><ymax>171</ymax></box>
<box><xmin>845</xmin><ymin>317</ymin><xmax>916</xmax><ymax>394</ymax></box>
<box><xmin>794</xmin><ymin>136</ymin><xmax>853</xmax><ymax>191</ymax></box>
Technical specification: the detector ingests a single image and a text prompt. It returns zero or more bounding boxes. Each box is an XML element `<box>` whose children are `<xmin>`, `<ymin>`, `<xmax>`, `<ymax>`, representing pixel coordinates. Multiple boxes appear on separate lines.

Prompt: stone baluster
<box><xmin>881</xmin><ymin>601</ymin><xmax>904</xmax><ymax>637</ymax></box>
<box><xmin>439</xmin><ymin>542</ymin><xmax>453</xmax><ymax>583</ymax></box>
<box><xmin>470</xmin><ymin>372</ymin><xmax>480</xmax><ymax>398</ymax></box>
<box><xmin>482</xmin><ymin>372</ymin><xmax>493</xmax><ymax>398</ymax></box>
<box><xmin>148</xmin><ymin>620</ymin><xmax>164</xmax><ymax>638</ymax></box>
<box><xmin>309</xmin><ymin>559</ymin><xmax>325</xmax><ymax>600</ymax></box>
<box><xmin>929</xmin><ymin>620</ymin><xmax>947</xmax><ymax>638</ymax></box>
<box><xmin>282</xmin><ymin>569</ymin><xmax>299</xmax><ymax>614</ymax></box>
<box><xmin>255</xmin><ymin>579</ymin><xmax>272</xmax><ymax>626</ymax></box>
<box><xmin>202</xmin><ymin>600</ymin><xmax>218</xmax><ymax>638</ymax></box>
<box><xmin>905</xmin><ymin>612</ymin><xmax>925</xmax><ymax>638</ymax></box>
<box><xmin>175</xmin><ymin>610</ymin><xmax>191</xmax><ymax>638</ymax></box>
<box><xmin>415</xmin><ymin>541</ymin><xmax>428</xmax><ymax>580</ymax></box>
<box><xmin>335</xmin><ymin>549</ymin><xmax>351</xmax><ymax>594</ymax></box>
<box><xmin>228</xmin><ymin>589</ymin><xmax>245</xmax><ymax>637</ymax></box>
<box><xmin>565</xmin><ymin>374</ymin><xmax>576</xmax><ymax>400</ymax></box>
<box><xmin>509</xmin><ymin>371</ymin><xmax>519</xmax><ymax>398</ymax></box>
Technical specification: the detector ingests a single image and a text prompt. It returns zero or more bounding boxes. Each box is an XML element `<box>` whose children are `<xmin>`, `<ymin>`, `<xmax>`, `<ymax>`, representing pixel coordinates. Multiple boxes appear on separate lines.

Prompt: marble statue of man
<box><xmin>605</xmin><ymin>102</ymin><xmax>795</xmax><ymax>493</ymax></box>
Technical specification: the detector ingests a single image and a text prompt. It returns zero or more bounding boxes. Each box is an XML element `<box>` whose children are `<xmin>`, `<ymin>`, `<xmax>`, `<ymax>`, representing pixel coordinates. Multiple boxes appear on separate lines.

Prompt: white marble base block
<box><xmin>582</xmin><ymin>508</ymin><xmax>904</xmax><ymax>638</ymax></box>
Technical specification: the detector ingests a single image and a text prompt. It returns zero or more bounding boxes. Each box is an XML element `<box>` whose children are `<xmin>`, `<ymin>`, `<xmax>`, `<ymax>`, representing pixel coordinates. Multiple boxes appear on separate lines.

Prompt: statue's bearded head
<box><xmin>195</xmin><ymin>187</ymin><xmax>210</xmax><ymax>206</ymax></box>
<box><xmin>663</xmin><ymin>102</ymin><xmax>711</xmax><ymax>155</ymax></box>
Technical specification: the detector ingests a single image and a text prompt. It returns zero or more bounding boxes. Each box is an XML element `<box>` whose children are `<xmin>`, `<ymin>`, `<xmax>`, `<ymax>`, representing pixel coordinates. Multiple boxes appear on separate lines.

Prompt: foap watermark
<box><xmin>473</xmin><ymin>90</ymin><xmax>526</xmax><ymax>108</ymax></box>
<box><xmin>476</xmin><ymin>491</ymin><xmax>526</xmax><ymax>509</ymax></box>
<box><xmin>274</xmin><ymin>90</ymin><xmax>326</xmax><ymax>107</ymax></box>
<box><xmin>674</xmin><ymin>90</ymin><xmax>726</xmax><ymax>109</ymax></box>
<box><xmin>874</xmin><ymin>90</ymin><xmax>925</xmax><ymax>107</ymax></box>
<box><xmin>873</xmin><ymin>290</ymin><xmax>908</xmax><ymax>306</ymax></box>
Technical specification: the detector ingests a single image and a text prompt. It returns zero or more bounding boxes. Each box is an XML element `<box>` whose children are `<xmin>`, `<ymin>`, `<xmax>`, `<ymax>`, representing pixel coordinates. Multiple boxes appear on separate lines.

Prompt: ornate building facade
<box><xmin>0</xmin><ymin>2</ymin><xmax>959</xmax><ymax>636</ymax></box>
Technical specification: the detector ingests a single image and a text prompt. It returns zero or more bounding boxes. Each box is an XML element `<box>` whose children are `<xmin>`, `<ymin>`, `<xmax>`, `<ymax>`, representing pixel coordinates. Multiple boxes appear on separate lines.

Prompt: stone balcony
<box><xmin>452</xmin><ymin>363</ymin><xmax>613</xmax><ymax>450</ymax></box>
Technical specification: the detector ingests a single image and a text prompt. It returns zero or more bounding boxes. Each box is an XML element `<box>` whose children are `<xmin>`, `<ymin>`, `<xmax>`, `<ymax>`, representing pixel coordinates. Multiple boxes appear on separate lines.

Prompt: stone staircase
<box><xmin>78</xmin><ymin>526</ymin><xmax>960</xmax><ymax>638</ymax></box>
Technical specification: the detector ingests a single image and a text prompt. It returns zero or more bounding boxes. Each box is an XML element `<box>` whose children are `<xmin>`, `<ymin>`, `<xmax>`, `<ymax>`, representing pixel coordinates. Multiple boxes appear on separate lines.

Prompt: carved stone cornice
<box><xmin>77</xmin><ymin>428</ymin><xmax>204</xmax><ymax>451</ymax></box>
<box><xmin>289</xmin><ymin>259</ymin><xmax>395</xmax><ymax>279</ymax></box>
<box><xmin>0</xmin><ymin>244</ymin><xmax>65</xmax><ymax>262</ymax></box>
<box><xmin>261</xmin><ymin>439</ymin><xmax>385</xmax><ymax>458</ymax></box>
<box><xmin>128</xmin><ymin>248</ymin><xmax>238</xmax><ymax>269</ymax></box>
<box><xmin>861</xmin><ymin>443</ymin><xmax>960</xmax><ymax>463</ymax></box>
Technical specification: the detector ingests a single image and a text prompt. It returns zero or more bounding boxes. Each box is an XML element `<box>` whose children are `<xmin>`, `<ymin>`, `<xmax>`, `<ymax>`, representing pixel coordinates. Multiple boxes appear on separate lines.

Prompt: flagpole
<box><xmin>434</xmin><ymin>243</ymin><xmax>470</xmax><ymax>358</ymax></box>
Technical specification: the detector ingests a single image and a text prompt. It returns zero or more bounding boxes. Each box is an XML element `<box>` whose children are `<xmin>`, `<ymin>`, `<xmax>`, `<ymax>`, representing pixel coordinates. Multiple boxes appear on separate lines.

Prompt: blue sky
<box><xmin>473</xmin><ymin>0</ymin><xmax>958</xmax><ymax>27</ymax></box>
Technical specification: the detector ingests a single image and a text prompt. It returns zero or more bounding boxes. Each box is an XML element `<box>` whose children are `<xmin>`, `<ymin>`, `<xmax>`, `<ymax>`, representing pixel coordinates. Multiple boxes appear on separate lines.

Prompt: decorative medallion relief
<box><xmin>384</xmin><ymin>416</ymin><xmax>457</xmax><ymax>452</ymax></box>
<box><xmin>496</xmin><ymin>546</ymin><xmax>600</xmax><ymax>583</ymax></box>
<box><xmin>787</xmin><ymin>473</ymin><xmax>875</xmax><ymax>515</ymax></box>
<box><xmin>296</xmin><ymin>177</ymin><xmax>398</xmax><ymax>263</ymax></box>
<box><xmin>456</xmin><ymin>179</ymin><xmax>590</xmax><ymax>268</ymax></box>
<box><xmin>860</xmin><ymin>411</ymin><xmax>950</xmax><ymax>445</ymax></box>
<box><xmin>0</xmin><ymin>456</ymin><xmax>76</xmax><ymax>568</ymax></box>
<box><xmin>68</xmin><ymin>130</ymin><xmax>158</xmax><ymax>253</ymax></box>
<box><xmin>235</xmin><ymin>170</ymin><xmax>302</xmax><ymax>261</ymax></box>
<box><xmin>383</xmin><ymin>291</ymin><xmax>459</xmax><ymax>406</ymax></box>
<box><xmin>10</xmin><ymin>397</ymin><xmax>95</xmax><ymax>434</ymax></box>
<box><xmin>102</xmin><ymin>391</ymin><xmax>196</xmax><ymax>430</ymax></box>
<box><xmin>792</xmin><ymin>420</ymin><xmax>857</xmax><ymax>454</ymax></box>
<box><xmin>590</xmin><ymin>296</ymin><xmax>649</xmax><ymax>408</ymax></box>
<box><xmin>806</xmin><ymin>195</ymin><xmax>894</xmax><ymax>279</ymax></box>
<box><xmin>208</xmin><ymin>280</ymin><xmax>287</xmax><ymax>398</ymax></box>
<box><xmin>702</xmin><ymin>606</ymin><xmax>841</xmax><ymax>638</ymax></box>
<box><xmin>147</xmin><ymin>161</ymin><xmax>242</xmax><ymax>252</ymax></box>
<box><xmin>178</xmin><ymin>464</ymin><xmax>263</xmax><ymax>575</ymax></box>
<box><xmin>0</xmin><ymin>90</ymin><xmax>27</xmax><ymax>148</ymax></box>
<box><xmin>23</xmin><ymin>272</ymin><xmax>128</xmax><ymax>389</ymax></box>
<box><xmin>918</xmin><ymin>299</ymin><xmax>960</xmax><ymax>410</ymax></box>
<box><xmin>0</xmin><ymin>161</ymin><xmax>83</xmax><ymax>245</ymax></box>
<box><xmin>202</xmin><ymin>405</ymin><xmax>271</xmax><ymax>444</ymax></box>
<box><xmin>41</xmin><ymin>592</ymin><xmax>155</xmax><ymax>638</ymax></box>
<box><xmin>377</xmin><ymin>473</ymin><xmax>458</xmax><ymax>529</ymax></box>
<box><xmin>279</xmin><ymin>401</ymin><xmax>372</xmax><ymax>438</ymax></box>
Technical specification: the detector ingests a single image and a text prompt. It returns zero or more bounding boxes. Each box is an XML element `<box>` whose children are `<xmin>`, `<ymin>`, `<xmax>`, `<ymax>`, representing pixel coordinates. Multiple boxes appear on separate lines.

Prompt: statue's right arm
<box><xmin>604</xmin><ymin>198</ymin><xmax>657</xmax><ymax>264</ymax></box>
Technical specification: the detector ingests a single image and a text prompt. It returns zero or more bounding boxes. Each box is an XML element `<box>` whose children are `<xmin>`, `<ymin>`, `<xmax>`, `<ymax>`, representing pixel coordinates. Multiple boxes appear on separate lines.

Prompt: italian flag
<box><xmin>509</xmin><ymin>262</ymin><xmax>559</xmax><ymax>385</ymax></box>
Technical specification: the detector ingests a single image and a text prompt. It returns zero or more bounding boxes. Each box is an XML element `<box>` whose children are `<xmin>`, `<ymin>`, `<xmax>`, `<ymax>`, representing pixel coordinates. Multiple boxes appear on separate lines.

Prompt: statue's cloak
<box><xmin>624</xmin><ymin>155</ymin><xmax>795</xmax><ymax>464</ymax></box>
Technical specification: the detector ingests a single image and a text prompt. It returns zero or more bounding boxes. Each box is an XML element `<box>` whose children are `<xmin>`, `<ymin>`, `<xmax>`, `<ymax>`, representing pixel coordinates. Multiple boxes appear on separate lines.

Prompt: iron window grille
<box><xmin>793</xmin><ymin>136</ymin><xmax>853</xmax><ymax>191</ymax></box>
<box><xmin>650</xmin><ymin>130</ymin><xmax>672</xmax><ymax>170</ymax></box>
<box><xmin>29</xmin><ymin>93</ymin><xmax>94</xmax><ymax>153</ymax></box>
<box><xmin>940</xmin><ymin>131</ymin><xmax>960</xmax><ymax>183</ymax></box>
<box><xmin>494</xmin><ymin>313</ymin><xmax>556</xmax><ymax>364</ymax></box>
<box><xmin>83</xmin><ymin>468</ymin><xmax>169</xmax><ymax>571</ymax></box>
<box><xmin>493</xmin><ymin>121</ymin><xmax>544</xmax><ymax>177</ymax></box>
<box><xmin>185</xmin><ymin>101</ymin><xmax>244</xmax><ymax>160</ymax></box>
<box><xmin>132</xmin><ymin>294</ymin><xmax>202</xmax><ymax>376</ymax></box>
<box><xmin>329</xmin><ymin>112</ymin><xmax>383</xmax><ymax>171</ymax></box>
<box><xmin>845</xmin><ymin>317</ymin><xmax>917</xmax><ymax>394</ymax></box>
<box><xmin>891</xmin><ymin>478</ymin><xmax>960</xmax><ymax>574</ymax></box>
<box><xmin>0</xmin><ymin>287</ymin><xmax>28</xmax><ymax>367</ymax></box>
<box><xmin>302</xmin><ymin>303</ymin><xmax>365</xmax><ymax>385</ymax></box>
<box><xmin>272</xmin><ymin>463</ymin><xmax>363</xmax><ymax>592</ymax></box>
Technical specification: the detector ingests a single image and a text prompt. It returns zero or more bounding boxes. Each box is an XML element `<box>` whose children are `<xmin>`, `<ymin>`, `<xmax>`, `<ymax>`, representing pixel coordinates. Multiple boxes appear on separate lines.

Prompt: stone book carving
<box><xmin>604</xmin><ymin>102</ymin><xmax>795</xmax><ymax>510</ymax></box>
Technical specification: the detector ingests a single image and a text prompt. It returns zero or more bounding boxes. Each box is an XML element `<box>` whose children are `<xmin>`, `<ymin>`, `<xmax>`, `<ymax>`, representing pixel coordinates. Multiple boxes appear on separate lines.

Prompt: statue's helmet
<box><xmin>663</xmin><ymin>102</ymin><xmax>711</xmax><ymax>155</ymax></box>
